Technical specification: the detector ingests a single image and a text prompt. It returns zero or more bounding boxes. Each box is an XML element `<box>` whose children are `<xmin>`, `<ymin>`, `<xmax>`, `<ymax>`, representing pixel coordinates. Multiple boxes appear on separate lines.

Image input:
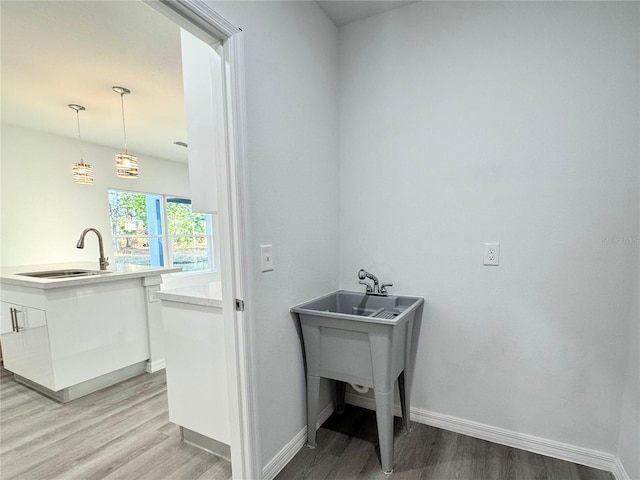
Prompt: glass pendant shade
<box><xmin>69</xmin><ymin>104</ymin><xmax>94</xmax><ymax>185</ymax></box>
<box><xmin>72</xmin><ymin>159</ymin><xmax>94</xmax><ymax>184</ymax></box>
<box><xmin>115</xmin><ymin>150</ymin><xmax>138</xmax><ymax>178</ymax></box>
<box><xmin>113</xmin><ymin>86</ymin><xmax>138</xmax><ymax>178</ymax></box>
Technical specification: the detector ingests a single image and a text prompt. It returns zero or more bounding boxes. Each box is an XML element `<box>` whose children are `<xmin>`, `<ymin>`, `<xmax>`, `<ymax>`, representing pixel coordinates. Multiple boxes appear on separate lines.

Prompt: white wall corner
<box><xmin>146</xmin><ymin>359</ymin><xmax>166</xmax><ymax>373</ymax></box>
<box><xmin>612</xmin><ymin>456</ymin><xmax>632</xmax><ymax>480</ymax></box>
<box><xmin>345</xmin><ymin>393</ymin><xmax>618</xmax><ymax>474</ymax></box>
<box><xmin>261</xmin><ymin>401</ymin><xmax>334</xmax><ymax>480</ymax></box>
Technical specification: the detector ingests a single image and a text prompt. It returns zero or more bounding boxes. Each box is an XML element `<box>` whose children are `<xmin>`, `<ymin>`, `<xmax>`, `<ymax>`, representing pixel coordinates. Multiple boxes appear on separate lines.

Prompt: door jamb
<box><xmin>141</xmin><ymin>1</ymin><xmax>259</xmax><ymax>479</ymax></box>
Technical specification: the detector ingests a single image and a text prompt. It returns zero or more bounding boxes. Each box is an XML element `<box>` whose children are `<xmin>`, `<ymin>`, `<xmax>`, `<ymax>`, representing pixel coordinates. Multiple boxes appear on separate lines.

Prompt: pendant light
<box><xmin>113</xmin><ymin>86</ymin><xmax>138</xmax><ymax>178</ymax></box>
<box><xmin>69</xmin><ymin>104</ymin><xmax>94</xmax><ymax>185</ymax></box>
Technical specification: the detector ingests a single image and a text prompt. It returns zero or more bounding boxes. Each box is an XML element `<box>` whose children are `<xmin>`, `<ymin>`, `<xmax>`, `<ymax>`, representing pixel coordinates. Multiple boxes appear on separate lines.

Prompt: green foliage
<box><xmin>109</xmin><ymin>190</ymin><xmax>214</xmax><ymax>271</ymax></box>
<box><xmin>166</xmin><ymin>202</ymin><xmax>207</xmax><ymax>248</ymax></box>
<box><xmin>109</xmin><ymin>191</ymin><xmax>149</xmax><ymax>235</ymax></box>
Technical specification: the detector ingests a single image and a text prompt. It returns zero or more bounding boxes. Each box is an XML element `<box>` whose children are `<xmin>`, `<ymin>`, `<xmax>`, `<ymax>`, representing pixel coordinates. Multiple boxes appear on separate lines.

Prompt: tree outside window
<box><xmin>108</xmin><ymin>190</ymin><xmax>214</xmax><ymax>273</ymax></box>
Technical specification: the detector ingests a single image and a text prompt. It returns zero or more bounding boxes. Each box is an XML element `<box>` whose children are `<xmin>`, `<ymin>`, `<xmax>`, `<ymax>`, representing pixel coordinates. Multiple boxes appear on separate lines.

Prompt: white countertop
<box><xmin>0</xmin><ymin>262</ymin><xmax>181</xmax><ymax>289</ymax></box>
<box><xmin>157</xmin><ymin>282</ymin><xmax>223</xmax><ymax>308</ymax></box>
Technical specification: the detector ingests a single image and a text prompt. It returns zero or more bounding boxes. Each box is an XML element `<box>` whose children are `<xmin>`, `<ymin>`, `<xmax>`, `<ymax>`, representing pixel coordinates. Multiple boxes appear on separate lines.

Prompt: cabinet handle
<box><xmin>10</xmin><ymin>307</ymin><xmax>22</xmax><ymax>333</ymax></box>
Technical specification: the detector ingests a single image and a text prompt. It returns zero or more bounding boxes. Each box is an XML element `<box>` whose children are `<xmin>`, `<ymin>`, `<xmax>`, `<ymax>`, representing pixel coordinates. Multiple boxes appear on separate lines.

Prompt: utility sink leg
<box><xmin>398</xmin><ymin>371</ymin><xmax>411</xmax><ymax>433</ymax></box>
<box><xmin>306</xmin><ymin>374</ymin><xmax>320</xmax><ymax>448</ymax></box>
<box><xmin>374</xmin><ymin>389</ymin><xmax>394</xmax><ymax>474</ymax></box>
<box><xmin>335</xmin><ymin>380</ymin><xmax>346</xmax><ymax>414</ymax></box>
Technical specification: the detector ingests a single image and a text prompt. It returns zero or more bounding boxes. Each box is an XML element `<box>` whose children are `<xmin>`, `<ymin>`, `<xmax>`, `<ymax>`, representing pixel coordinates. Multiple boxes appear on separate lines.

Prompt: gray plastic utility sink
<box><xmin>291</xmin><ymin>290</ymin><xmax>424</xmax><ymax>474</ymax></box>
<box><xmin>18</xmin><ymin>269</ymin><xmax>108</xmax><ymax>279</ymax></box>
<box><xmin>292</xmin><ymin>289</ymin><xmax>419</xmax><ymax>321</ymax></box>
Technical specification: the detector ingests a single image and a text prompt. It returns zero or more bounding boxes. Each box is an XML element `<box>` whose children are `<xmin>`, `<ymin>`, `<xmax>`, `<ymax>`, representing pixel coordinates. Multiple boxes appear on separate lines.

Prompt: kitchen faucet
<box><xmin>76</xmin><ymin>227</ymin><xmax>109</xmax><ymax>270</ymax></box>
<box><xmin>358</xmin><ymin>269</ymin><xmax>393</xmax><ymax>296</ymax></box>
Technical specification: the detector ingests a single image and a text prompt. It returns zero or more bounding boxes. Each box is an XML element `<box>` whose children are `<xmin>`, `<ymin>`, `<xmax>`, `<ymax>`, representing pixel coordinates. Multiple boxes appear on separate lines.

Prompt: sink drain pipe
<box><xmin>350</xmin><ymin>384</ymin><xmax>369</xmax><ymax>394</ymax></box>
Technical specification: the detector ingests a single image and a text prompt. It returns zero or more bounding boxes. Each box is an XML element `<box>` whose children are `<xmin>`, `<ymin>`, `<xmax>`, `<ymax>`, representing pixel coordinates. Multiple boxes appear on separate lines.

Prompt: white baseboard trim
<box><xmin>146</xmin><ymin>359</ymin><xmax>165</xmax><ymax>373</ymax></box>
<box><xmin>612</xmin><ymin>457</ymin><xmax>631</xmax><ymax>480</ymax></box>
<box><xmin>344</xmin><ymin>393</ymin><xmax>618</xmax><ymax>474</ymax></box>
<box><xmin>262</xmin><ymin>401</ymin><xmax>334</xmax><ymax>480</ymax></box>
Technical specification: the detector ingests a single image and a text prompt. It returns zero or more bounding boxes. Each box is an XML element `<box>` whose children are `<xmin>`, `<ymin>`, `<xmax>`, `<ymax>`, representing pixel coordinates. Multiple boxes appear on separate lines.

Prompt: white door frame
<box><xmin>142</xmin><ymin>2</ymin><xmax>259</xmax><ymax>479</ymax></box>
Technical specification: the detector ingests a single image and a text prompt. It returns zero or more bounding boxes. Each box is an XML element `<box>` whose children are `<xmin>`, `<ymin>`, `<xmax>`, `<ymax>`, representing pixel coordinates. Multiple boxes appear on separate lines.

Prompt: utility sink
<box><xmin>291</xmin><ymin>290</ymin><xmax>424</xmax><ymax>474</ymax></box>
<box><xmin>292</xmin><ymin>290</ymin><xmax>419</xmax><ymax>321</ymax></box>
<box><xmin>18</xmin><ymin>269</ymin><xmax>109</xmax><ymax>279</ymax></box>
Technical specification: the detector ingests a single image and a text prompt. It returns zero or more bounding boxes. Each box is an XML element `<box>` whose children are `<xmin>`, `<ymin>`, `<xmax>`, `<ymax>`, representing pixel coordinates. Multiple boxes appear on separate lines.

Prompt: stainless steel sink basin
<box><xmin>18</xmin><ymin>269</ymin><xmax>109</xmax><ymax>279</ymax></box>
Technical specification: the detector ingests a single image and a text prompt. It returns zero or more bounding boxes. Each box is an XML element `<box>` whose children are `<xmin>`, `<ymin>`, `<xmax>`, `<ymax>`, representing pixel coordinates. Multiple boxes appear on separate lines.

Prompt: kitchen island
<box><xmin>0</xmin><ymin>262</ymin><xmax>180</xmax><ymax>402</ymax></box>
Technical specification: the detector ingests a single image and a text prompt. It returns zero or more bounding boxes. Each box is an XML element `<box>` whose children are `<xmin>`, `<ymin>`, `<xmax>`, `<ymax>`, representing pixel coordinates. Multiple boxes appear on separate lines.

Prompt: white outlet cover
<box><xmin>483</xmin><ymin>242</ymin><xmax>500</xmax><ymax>266</ymax></box>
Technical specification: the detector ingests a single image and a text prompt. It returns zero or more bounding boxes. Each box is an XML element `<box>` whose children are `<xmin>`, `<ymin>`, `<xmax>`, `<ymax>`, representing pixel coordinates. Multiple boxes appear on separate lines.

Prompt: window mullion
<box><xmin>161</xmin><ymin>194</ymin><xmax>173</xmax><ymax>268</ymax></box>
<box><xmin>206</xmin><ymin>215</ymin><xmax>215</xmax><ymax>272</ymax></box>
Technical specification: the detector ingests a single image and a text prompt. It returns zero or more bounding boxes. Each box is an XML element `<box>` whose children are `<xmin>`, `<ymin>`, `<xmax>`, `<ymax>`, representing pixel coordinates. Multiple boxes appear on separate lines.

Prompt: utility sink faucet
<box><xmin>358</xmin><ymin>269</ymin><xmax>393</xmax><ymax>296</ymax></box>
<box><xmin>76</xmin><ymin>227</ymin><xmax>109</xmax><ymax>270</ymax></box>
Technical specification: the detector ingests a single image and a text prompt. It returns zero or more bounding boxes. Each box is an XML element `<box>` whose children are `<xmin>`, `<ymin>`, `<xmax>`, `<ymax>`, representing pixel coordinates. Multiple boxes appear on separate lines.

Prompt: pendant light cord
<box><xmin>120</xmin><ymin>93</ymin><xmax>128</xmax><ymax>151</ymax></box>
<box><xmin>75</xmin><ymin>109</ymin><xmax>84</xmax><ymax>163</ymax></box>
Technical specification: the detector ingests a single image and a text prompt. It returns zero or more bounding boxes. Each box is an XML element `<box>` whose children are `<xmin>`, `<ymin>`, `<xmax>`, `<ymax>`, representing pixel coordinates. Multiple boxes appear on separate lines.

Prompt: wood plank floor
<box><xmin>0</xmin><ymin>366</ymin><xmax>231</xmax><ymax>480</ymax></box>
<box><xmin>276</xmin><ymin>405</ymin><xmax>615</xmax><ymax>480</ymax></box>
<box><xmin>1</xmin><ymin>366</ymin><xmax>616</xmax><ymax>480</ymax></box>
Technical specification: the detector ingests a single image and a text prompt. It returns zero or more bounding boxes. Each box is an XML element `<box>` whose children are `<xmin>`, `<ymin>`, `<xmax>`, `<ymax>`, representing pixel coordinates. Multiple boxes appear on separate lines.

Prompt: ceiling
<box><xmin>0</xmin><ymin>1</ymin><xmax>188</xmax><ymax>164</ymax></box>
<box><xmin>316</xmin><ymin>1</ymin><xmax>416</xmax><ymax>26</ymax></box>
<box><xmin>1</xmin><ymin>1</ymin><xmax>416</xmax><ymax>166</ymax></box>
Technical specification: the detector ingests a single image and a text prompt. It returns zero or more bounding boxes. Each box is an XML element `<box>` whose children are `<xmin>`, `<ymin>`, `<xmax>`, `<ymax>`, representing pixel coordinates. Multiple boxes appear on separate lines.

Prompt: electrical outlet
<box><xmin>260</xmin><ymin>245</ymin><xmax>274</xmax><ymax>272</ymax></box>
<box><xmin>483</xmin><ymin>243</ymin><xmax>500</xmax><ymax>266</ymax></box>
<box><xmin>147</xmin><ymin>288</ymin><xmax>160</xmax><ymax>303</ymax></box>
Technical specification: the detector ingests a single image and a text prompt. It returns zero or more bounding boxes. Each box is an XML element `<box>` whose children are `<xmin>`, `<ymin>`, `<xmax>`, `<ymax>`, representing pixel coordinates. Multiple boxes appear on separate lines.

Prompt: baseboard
<box><xmin>262</xmin><ymin>401</ymin><xmax>334</xmax><ymax>480</ymax></box>
<box><xmin>344</xmin><ymin>392</ymin><xmax>618</xmax><ymax>474</ymax></box>
<box><xmin>612</xmin><ymin>457</ymin><xmax>631</xmax><ymax>480</ymax></box>
<box><xmin>180</xmin><ymin>426</ymin><xmax>231</xmax><ymax>461</ymax></box>
<box><xmin>15</xmin><ymin>361</ymin><xmax>147</xmax><ymax>403</ymax></box>
<box><xmin>146</xmin><ymin>359</ymin><xmax>165</xmax><ymax>373</ymax></box>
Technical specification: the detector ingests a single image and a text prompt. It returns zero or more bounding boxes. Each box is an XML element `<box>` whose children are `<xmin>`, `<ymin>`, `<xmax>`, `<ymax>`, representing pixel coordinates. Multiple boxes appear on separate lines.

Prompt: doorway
<box><xmin>142</xmin><ymin>2</ymin><xmax>258</xmax><ymax>479</ymax></box>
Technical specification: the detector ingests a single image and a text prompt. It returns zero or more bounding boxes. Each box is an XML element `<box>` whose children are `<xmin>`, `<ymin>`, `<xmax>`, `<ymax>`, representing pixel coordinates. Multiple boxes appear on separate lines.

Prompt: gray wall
<box><xmin>338</xmin><ymin>1</ymin><xmax>639</xmax><ymax>456</ymax></box>
<box><xmin>207</xmin><ymin>0</ymin><xmax>638</xmax><ymax>473</ymax></box>
<box><xmin>210</xmin><ymin>1</ymin><xmax>340</xmax><ymax>467</ymax></box>
<box><xmin>617</xmin><ymin>266</ymin><xmax>639</xmax><ymax>480</ymax></box>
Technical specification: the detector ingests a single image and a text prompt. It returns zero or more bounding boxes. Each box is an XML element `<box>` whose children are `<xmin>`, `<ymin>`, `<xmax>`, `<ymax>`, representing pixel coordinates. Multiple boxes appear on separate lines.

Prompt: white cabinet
<box><xmin>0</xmin><ymin>301</ymin><xmax>55</xmax><ymax>389</ymax></box>
<box><xmin>180</xmin><ymin>28</ymin><xmax>224</xmax><ymax>213</ymax></box>
<box><xmin>0</xmin><ymin>278</ymin><xmax>150</xmax><ymax>397</ymax></box>
<box><xmin>160</xmin><ymin>293</ymin><xmax>230</xmax><ymax>447</ymax></box>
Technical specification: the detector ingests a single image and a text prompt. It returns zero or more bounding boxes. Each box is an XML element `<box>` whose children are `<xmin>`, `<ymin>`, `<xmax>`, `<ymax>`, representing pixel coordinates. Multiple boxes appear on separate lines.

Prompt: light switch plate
<box><xmin>260</xmin><ymin>245</ymin><xmax>274</xmax><ymax>272</ymax></box>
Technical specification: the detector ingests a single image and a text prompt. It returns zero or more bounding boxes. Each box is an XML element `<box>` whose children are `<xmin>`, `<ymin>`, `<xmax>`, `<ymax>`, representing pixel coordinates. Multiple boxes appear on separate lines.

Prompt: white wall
<box><xmin>209</xmin><ymin>1</ymin><xmax>339</xmax><ymax>467</ymax></box>
<box><xmin>1</xmin><ymin>122</ymin><xmax>191</xmax><ymax>267</ymax></box>
<box><xmin>617</xmin><ymin>265</ymin><xmax>639</xmax><ymax>480</ymax></box>
<box><xmin>338</xmin><ymin>0</ymin><xmax>639</xmax><ymax>457</ymax></box>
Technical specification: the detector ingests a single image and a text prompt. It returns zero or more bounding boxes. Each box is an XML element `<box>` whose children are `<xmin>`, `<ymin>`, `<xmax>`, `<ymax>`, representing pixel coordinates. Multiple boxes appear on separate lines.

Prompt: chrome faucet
<box><xmin>76</xmin><ymin>227</ymin><xmax>109</xmax><ymax>270</ymax></box>
<box><xmin>358</xmin><ymin>269</ymin><xmax>393</xmax><ymax>296</ymax></box>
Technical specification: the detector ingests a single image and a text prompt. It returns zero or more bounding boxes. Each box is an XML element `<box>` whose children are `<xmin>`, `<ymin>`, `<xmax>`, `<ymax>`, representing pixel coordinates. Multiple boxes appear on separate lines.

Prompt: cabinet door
<box><xmin>1</xmin><ymin>302</ymin><xmax>47</xmax><ymax>333</ymax></box>
<box><xmin>0</xmin><ymin>302</ymin><xmax>18</xmax><ymax>334</ymax></box>
<box><xmin>1</xmin><ymin>302</ymin><xmax>21</xmax><ymax>367</ymax></box>
<box><xmin>163</xmin><ymin>302</ymin><xmax>230</xmax><ymax>444</ymax></box>
<box><xmin>180</xmin><ymin>28</ymin><xmax>222</xmax><ymax>213</ymax></box>
<box><xmin>0</xmin><ymin>304</ymin><xmax>54</xmax><ymax>390</ymax></box>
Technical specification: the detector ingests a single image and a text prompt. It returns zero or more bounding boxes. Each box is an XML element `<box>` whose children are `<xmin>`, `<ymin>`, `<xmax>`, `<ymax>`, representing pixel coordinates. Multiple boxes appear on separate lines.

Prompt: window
<box><xmin>108</xmin><ymin>189</ymin><xmax>214</xmax><ymax>273</ymax></box>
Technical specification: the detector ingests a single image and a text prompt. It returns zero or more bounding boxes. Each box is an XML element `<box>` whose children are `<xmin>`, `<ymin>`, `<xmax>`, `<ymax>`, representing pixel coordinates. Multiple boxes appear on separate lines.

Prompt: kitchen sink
<box><xmin>18</xmin><ymin>269</ymin><xmax>110</xmax><ymax>279</ymax></box>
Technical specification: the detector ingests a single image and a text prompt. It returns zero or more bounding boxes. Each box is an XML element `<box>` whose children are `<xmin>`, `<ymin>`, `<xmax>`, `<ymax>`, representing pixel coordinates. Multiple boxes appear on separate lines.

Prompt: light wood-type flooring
<box><xmin>0</xmin><ymin>366</ymin><xmax>231</xmax><ymax>480</ymax></box>
<box><xmin>276</xmin><ymin>404</ymin><xmax>615</xmax><ymax>480</ymax></box>
<box><xmin>1</xmin><ymin>366</ymin><xmax>615</xmax><ymax>480</ymax></box>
